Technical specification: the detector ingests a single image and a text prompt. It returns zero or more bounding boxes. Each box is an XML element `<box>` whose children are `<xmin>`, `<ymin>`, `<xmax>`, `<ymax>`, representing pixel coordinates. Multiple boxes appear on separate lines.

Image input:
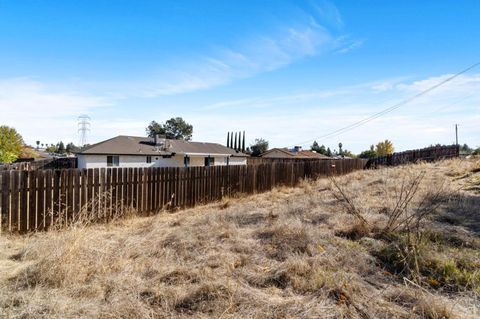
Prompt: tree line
<box><xmin>305</xmin><ymin>139</ymin><xmax>394</xmax><ymax>158</ymax></box>
<box><xmin>0</xmin><ymin>126</ymin><xmax>86</xmax><ymax>164</ymax></box>
<box><xmin>2</xmin><ymin>118</ymin><xmax>479</xmax><ymax>164</ymax></box>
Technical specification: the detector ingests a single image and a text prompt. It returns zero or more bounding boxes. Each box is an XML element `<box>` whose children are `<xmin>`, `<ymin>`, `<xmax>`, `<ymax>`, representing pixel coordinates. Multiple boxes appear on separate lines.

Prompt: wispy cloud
<box><xmin>0</xmin><ymin>78</ymin><xmax>113</xmax><ymax>144</ymax></box>
<box><xmin>310</xmin><ymin>0</ymin><xmax>344</xmax><ymax>29</ymax></box>
<box><xmin>336</xmin><ymin>38</ymin><xmax>364</xmax><ymax>54</ymax></box>
<box><xmin>0</xmin><ymin>78</ymin><xmax>110</xmax><ymax>118</ymax></box>
<box><xmin>193</xmin><ymin>73</ymin><xmax>480</xmax><ymax>151</ymax></box>
<box><xmin>2</xmin><ymin>72</ymin><xmax>479</xmax><ymax>151</ymax></box>
<box><xmin>135</xmin><ymin>3</ymin><xmax>345</xmax><ymax>97</ymax></box>
<box><xmin>201</xmin><ymin>80</ymin><xmax>397</xmax><ymax>111</ymax></box>
<box><xmin>396</xmin><ymin>74</ymin><xmax>480</xmax><ymax>96</ymax></box>
<box><xmin>0</xmin><ymin>1</ymin><xmax>354</xmax><ymax>145</ymax></box>
<box><xmin>370</xmin><ymin>76</ymin><xmax>413</xmax><ymax>92</ymax></box>
<box><xmin>140</xmin><ymin>28</ymin><xmax>333</xmax><ymax>96</ymax></box>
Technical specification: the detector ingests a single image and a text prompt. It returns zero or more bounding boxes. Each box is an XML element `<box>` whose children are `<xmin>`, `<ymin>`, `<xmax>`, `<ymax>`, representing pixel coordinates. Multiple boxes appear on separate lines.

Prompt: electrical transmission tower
<box><xmin>77</xmin><ymin>115</ymin><xmax>91</xmax><ymax>146</ymax></box>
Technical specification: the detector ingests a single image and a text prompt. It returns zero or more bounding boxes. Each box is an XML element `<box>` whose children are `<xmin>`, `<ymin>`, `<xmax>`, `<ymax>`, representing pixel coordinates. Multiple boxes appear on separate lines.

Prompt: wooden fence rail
<box><xmin>0</xmin><ymin>159</ymin><xmax>367</xmax><ymax>233</ymax></box>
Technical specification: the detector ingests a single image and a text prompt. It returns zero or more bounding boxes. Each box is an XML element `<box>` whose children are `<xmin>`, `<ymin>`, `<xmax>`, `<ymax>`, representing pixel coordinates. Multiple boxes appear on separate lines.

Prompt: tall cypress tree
<box><xmin>242</xmin><ymin>131</ymin><xmax>245</xmax><ymax>152</ymax></box>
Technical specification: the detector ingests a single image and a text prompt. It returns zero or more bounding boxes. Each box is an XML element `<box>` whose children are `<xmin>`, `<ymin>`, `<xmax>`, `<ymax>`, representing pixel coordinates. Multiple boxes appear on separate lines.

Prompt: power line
<box><xmin>289</xmin><ymin>62</ymin><xmax>480</xmax><ymax>148</ymax></box>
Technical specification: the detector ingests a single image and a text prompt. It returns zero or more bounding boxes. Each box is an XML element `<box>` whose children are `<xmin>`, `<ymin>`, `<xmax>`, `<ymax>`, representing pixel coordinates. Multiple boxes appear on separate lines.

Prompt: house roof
<box><xmin>296</xmin><ymin>150</ymin><xmax>330</xmax><ymax>159</ymax></box>
<box><xmin>260</xmin><ymin>148</ymin><xmax>296</xmax><ymax>158</ymax></box>
<box><xmin>78</xmin><ymin>135</ymin><xmax>247</xmax><ymax>157</ymax></box>
<box><xmin>260</xmin><ymin>148</ymin><xmax>330</xmax><ymax>159</ymax></box>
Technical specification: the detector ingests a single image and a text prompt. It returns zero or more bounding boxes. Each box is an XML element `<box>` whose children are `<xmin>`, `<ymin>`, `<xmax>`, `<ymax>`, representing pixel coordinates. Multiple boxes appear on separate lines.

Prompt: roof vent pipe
<box><xmin>154</xmin><ymin>134</ymin><xmax>167</xmax><ymax>149</ymax></box>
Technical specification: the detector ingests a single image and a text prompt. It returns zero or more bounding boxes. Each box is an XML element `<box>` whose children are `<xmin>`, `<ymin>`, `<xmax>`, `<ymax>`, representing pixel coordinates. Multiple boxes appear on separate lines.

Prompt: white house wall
<box><xmin>77</xmin><ymin>154</ymin><xmax>87</xmax><ymax>169</ymax></box>
<box><xmin>77</xmin><ymin>154</ymin><xmax>246</xmax><ymax>169</ymax></box>
<box><xmin>229</xmin><ymin>157</ymin><xmax>247</xmax><ymax>165</ymax></box>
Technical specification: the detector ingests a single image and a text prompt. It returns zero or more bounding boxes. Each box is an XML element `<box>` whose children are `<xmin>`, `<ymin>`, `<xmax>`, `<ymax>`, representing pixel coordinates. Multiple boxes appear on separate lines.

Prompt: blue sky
<box><xmin>1</xmin><ymin>0</ymin><xmax>479</xmax><ymax>152</ymax></box>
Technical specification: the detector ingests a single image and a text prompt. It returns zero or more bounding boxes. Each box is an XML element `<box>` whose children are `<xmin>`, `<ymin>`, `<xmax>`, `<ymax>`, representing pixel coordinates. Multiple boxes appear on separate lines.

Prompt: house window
<box><xmin>204</xmin><ymin>156</ymin><xmax>215</xmax><ymax>167</ymax></box>
<box><xmin>184</xmin><ymin>155</ymin><xmax>190</xmax><ymax>167</ymax></box>
<box><xmin>107</xmin><ymin>155</ymin><xmax>119</xmax><ymax>167</ymax></box>
<box><xmin>146</xmin><ymin>156</ymin><xmax>152</xmax><ymax>163</ymax></box>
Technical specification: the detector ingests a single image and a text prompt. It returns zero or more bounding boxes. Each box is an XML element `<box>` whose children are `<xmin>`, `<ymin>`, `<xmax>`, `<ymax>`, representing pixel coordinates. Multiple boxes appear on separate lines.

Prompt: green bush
<box><xmin>375</xmin><ymin>232</ymin><xmax>480</xmax><ymax>293</ymax></box>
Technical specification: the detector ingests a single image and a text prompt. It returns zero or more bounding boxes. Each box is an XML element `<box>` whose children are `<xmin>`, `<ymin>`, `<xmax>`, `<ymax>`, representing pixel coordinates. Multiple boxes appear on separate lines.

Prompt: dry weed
<box><xmin>1</xmin><ymin>158</ymin><xmax>479</xmax><ymax>318</ymax></box>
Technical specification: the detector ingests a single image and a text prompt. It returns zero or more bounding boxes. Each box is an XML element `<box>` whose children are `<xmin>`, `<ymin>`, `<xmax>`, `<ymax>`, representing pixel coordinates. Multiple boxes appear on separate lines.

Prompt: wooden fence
<box><xmin>0</xmin><ymin>159</ymin><xmax>367</xmax><ymax>233</ymax></box>
<box><xmin>366</xmin><ymin>145</ymin><xmax>459</xmax><ymax>168</ymax></box>
<box><xmin>0</xmin><ymin>161</ymin><xmax>39</xmax><ymax>171</ymax></box>
<box><xmin>0</xmin><ymin>158</ymin><xmax>77</xmax><ymax>171</ymax></box>
<box><xmin>247</xmin><ymin>157</ymin><xmax>331</xmax><ymax>165</ymax></box>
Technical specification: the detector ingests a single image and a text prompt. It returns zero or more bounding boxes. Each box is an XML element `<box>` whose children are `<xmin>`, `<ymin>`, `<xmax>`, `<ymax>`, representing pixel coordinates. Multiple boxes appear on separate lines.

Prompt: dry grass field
<box><xmin>1</xmin><ymin>158</ymin><xmax>479</xmax><ymax>318</ymax></box>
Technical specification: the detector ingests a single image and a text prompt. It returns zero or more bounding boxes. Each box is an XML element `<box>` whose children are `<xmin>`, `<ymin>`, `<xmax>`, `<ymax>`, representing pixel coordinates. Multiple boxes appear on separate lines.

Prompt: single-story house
<box><xmin>260</xmin><ymin>146</ymin><xmax>330</xmax><ymax>159</ymax></box>
<box><xmin>77</xmin><ymin>135</ymin><xmax>247</xmax><ymax>169</ymax></box>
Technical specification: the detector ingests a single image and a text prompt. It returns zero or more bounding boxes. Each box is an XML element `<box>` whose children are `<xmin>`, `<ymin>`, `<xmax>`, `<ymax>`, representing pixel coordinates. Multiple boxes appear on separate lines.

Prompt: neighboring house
<box><xmin>76</xmin><ymin>135</ymin><xmax>247</xmax><ymax>169</ymax></box>
<box><xmin>296</xmin><ymin>150</ymin><xmax>331</xmax><ymax>159</ymax></box>
<box><xmin>260</xmin><ymin>146</ymin><xmax>330</xmax><ymax>159</ymax></box>
<box><xmin>260</xmin><ymin>148</ymin><xmax>298</xmax><ymax>159</ymax></box>
<box><xmin>332</xmin><ymin>155</ymin><xmax>352</xmax><ymax>159</ymax></box>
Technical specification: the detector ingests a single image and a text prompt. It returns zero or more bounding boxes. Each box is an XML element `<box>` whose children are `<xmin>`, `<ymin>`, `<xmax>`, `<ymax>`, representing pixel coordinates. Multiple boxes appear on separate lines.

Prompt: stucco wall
<box><xmin>77</xmin><ymin>154</ymin><xmax>246</xmax><ymax>169</ymax></box>
<box><xmin>229</xmin><ymin>157</ymin><xmax>247</xmax><ymax>165</ymax></box>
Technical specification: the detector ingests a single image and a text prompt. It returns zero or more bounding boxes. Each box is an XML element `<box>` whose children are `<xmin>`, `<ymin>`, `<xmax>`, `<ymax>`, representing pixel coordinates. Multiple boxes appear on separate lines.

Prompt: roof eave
<box><xmin>77</xmin><ymin>152</ymin><xmax>174</xmax><ymax>156</ymax></box>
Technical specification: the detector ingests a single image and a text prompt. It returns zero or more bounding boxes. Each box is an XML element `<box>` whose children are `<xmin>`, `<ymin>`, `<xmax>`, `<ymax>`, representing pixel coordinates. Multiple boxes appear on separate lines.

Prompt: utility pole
<box><xmin>455</xmin><ymin>124</ymin><xmax>459</xmax><ymax>145</ymax></box>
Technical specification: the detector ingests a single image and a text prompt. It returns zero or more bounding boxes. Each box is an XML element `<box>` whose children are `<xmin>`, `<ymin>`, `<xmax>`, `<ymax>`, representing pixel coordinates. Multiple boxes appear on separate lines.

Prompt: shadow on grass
<box><xmin>435</xmin><ymin>192</ymin><xmax>480</xmax><ymax>235</ymax></box>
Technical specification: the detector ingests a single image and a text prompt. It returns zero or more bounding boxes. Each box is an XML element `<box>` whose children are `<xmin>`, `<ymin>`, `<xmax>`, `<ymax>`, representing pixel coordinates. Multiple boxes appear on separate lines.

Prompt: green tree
<box><xmin>36</xmin><ymin>140</ymin><xmax>40</xmax><ymax>149</ymax></box>
<box><xmin>0</xmin><ymin>126</ymin><xmax>24</xmax><ymax>163</ymax></box>
<box><xmin>146</xmin><ymin>121</ymin><xmax>165</xmax><ymax>137</ymax></box>
<box><xmin>46</xmin><ymin>144</ymin><xmax>56</xmax><ymax>153</ymax></box>
<box><xmin>358</xmin><ymin>145</ymin><xmax>377</xmax><ymax>159</ymax></box>
<box><xmin>146</xmin><ymin>117</ymin><xmax>193</xmax><ymax>140</ymax></box>
<box><xmin>57</xmin><ymin>141</ymin><xmax>66</xmax><ymax>154</ymax></box>
<box><xmin>341</xmin><ymin>149</ymin><xmax>356</xmax><ymax>158</ymax></box>
<box><xmin>310</xmin><ymin>141</ymin><xmax>327</xmax><ymax>155</ymax></box>
<box><xmin>20</xmin><ymin>146</ymin><xmax>39</xmax><ymax>159</ymax></box>
<box><xmin>375</xmin><ymin>139</ymin><xmax>394</xmax><ymax>156</ymax></box>
<box><xmin>336</xmin><ymin>142</ymin><xmax>355</xmax><ymax>157</ymax></box>
<box><xmin>249</xmin><ymin>138</ymin><xmax>269</xmax><ymax>157</ymax></box>
<box><xmin>460</xmin><ymin>144</ymin><xmax>472</xmax><ymax>155</ymax></box>
<box><xmin>326</xmin><ymin>147</ymin><xmax>332</xmax><ymax>157</ymax></box>
<box><xmin>66</xmin><ymin>142</ymin><xmax>80</xmax><ymax>154</ymax></box>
